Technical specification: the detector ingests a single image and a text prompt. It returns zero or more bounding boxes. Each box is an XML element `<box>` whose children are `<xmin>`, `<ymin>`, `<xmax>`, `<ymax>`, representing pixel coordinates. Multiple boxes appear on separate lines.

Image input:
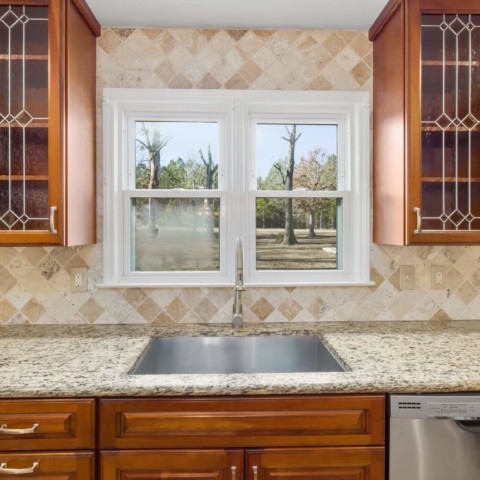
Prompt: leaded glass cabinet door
<box><xmin>411</xmin><ymin>3</ymin><xmax>480</xmax><ymax>243</ymax></box>
<box><xmin>0</xmin><ymin>3</ymin><xmax>59</xmax><ymax>243</ymax></box>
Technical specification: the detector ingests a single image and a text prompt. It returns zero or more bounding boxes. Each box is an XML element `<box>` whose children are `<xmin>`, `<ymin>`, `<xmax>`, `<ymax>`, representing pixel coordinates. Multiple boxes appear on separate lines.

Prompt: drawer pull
<box><xmin>0</xmin><ymin>424</ymin><xmax>39</xmax><ymax>435</ymax></box>
<box><xmin>252</xmin><ymin>465</ymin><xmax>258</xmax><ymax>480</ymax></box>
<box><xmin>231</xmin><ymin>466</ymin><xmax>236</xmax><ymax>480</ymax></box>
<box><xmin>0</xmin><ymin>462</ymin><xmax>39</xmax><ymax>475</ymax></box>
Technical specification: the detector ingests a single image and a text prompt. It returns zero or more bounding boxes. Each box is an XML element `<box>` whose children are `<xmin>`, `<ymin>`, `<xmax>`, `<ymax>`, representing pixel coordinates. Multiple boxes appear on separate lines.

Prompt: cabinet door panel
<box><xmin>246</xmin><ymin>447</ymin><xmax>384</xmax><ymax>480</ymax></box>
<box><xmin>101</xmin><ymin>450</ymin><xmax>243</xmax><ymax>480</ymax></box>
<box><xmin>0</xmin><ymin>451</ymin><xmax>94</xmax><ymax>479</ymax></box>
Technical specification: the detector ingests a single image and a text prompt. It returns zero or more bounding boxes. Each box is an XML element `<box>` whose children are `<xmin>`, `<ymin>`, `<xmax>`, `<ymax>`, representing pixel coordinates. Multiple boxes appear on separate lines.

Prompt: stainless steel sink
<box><xmin>130</xmin><ymin>336</ymin><xmax>345</xmax><ymax>375</ymax></box>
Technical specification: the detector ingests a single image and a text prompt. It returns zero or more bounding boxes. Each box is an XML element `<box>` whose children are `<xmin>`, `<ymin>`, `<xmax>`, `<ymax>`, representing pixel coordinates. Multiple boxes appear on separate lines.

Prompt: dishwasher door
<box><xmin>390</xmin><ymin>394</ymin><xmax>480</xmax><ymax>480</ymax></box>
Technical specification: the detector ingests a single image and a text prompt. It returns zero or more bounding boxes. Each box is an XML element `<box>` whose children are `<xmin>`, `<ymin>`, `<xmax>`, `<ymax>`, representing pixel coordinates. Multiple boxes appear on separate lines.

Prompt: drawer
<box><xmin>100</xmin><ymin>395</ymin><xmax>385</xmax><ymax>449</ymax></box>
<box><xmin>0</xmin><ymin>451</ymin><xmax>94</xmax><ymax>479</ymax></box>
<box><xmin>0</xmin><ymin>399</ymin><xmax>95</xmax><ymax>450</ymax></box>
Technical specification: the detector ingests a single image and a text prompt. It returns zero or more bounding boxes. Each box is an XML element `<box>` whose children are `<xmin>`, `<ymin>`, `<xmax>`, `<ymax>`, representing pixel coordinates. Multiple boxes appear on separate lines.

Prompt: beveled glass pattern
<box><xmin>0</xmin><ymin>5</ymin><xmax>49</xmax><ymax>231</ymax></box>
<box><xmin>421</xmin><ymin>14</ymin><xmax>480</xmax><ymax>231</ymax></box>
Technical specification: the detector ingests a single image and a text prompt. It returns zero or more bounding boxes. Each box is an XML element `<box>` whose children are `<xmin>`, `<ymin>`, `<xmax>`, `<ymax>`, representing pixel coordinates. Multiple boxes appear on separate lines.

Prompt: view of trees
<box><xmin>135</xmin><ymin>121</ymin><xmax>337</xmax><ymax>246</ymax></box>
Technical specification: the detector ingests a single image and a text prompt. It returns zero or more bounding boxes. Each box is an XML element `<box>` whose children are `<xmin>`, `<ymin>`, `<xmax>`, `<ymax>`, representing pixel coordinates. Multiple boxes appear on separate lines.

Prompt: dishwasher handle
<box><xmin>456</xmin><ymin>420</ymin><xmax>480</xmax><ymax>433</ymax></box>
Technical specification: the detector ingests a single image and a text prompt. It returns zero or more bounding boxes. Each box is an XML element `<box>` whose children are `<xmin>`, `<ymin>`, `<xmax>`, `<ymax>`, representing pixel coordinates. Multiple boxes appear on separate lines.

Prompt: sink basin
<box><xmin>131</xmin><ymin>336</ymin><xmax>345</xmax><ymax>375</ymax></box>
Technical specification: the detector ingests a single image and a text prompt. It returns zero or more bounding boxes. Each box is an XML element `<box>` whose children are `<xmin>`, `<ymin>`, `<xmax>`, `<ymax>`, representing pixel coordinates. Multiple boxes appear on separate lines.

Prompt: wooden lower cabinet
<box><xmin>0</xmin><ymin>451</ymin><xmax>94</xmax><ymax>479</ymax></box>
<box><xmin>101</xmin><ymin>448</ymin><xmax>384</xmax><ymax>480</ymax></box>
<box><xmin>246</xmin><ymin>447</ymin><xmax>385</xmax><ymax>480</ymax></box>
<box><xmin>101</xmin><ymin>450</ymin><xmax>244</xmax><ymax>480</ymax></box>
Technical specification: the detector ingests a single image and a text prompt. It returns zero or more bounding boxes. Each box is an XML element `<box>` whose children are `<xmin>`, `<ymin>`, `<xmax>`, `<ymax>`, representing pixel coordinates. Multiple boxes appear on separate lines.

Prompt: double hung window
<box><xmin>103</xmin><ymin>89</ymin><xmax>370</xmax><ymax>286</ymax></box>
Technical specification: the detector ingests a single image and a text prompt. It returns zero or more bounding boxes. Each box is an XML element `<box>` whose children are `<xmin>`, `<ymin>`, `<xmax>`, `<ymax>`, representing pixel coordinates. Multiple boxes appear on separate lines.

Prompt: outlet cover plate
<box><xmin>431</xmin><ymin>265</ymin><xmax>448</xmax><ymax>290</ymax></box>
<box><xmin>399</xmin><ymin>265</ymin><xmax>415</xmax><ymax>290</ymax></box>
<box><xmin>70</xmin><ymin>267</ymin><xmax>88</xmax><ymax>293</ymax></box>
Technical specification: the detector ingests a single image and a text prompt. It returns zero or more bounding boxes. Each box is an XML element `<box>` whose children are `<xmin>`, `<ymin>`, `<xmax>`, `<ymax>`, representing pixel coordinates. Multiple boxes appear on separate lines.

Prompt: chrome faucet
<box><xmin>232</xmin><ymin>237</ymin><xmax>246</xmax><ymax>329</ymax></box>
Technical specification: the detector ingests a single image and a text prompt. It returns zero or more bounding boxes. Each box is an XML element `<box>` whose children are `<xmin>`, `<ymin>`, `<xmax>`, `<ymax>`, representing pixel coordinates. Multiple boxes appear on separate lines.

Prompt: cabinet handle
<box><xmin>413</xmin><ymin>207</ymin><xmax>422</xmax><ymax>234</ymax></box>
<box><xmin>231</xmin><ymin>466</ymin><xmax>236</xmax><ymax>480</ymax></box>
<box><xmin>0</xmin><ymin>462</ymin><xmax>39</xmax><ymax>475</ymax></box>
<box><xmin>252</xmin><ymin>465</ymin><xmax>258</xmax><ymax>480</ymax></box>
<box><xmin>50</xmin><ymin>206</ymin><xmax>58</xmax><ymax>235</ymax></box>
<box><xmin>0</xmin><ymin>424</ymin><xmax>39</xmax><ymax>435</ymax></box>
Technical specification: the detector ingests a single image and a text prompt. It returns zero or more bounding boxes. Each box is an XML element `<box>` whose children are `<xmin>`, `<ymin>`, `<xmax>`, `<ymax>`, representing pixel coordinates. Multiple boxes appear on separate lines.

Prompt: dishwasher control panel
<box><xmin>391</xmin><ymin>394</ymin><xmax>480</xmax><ymax>419</ymax></box>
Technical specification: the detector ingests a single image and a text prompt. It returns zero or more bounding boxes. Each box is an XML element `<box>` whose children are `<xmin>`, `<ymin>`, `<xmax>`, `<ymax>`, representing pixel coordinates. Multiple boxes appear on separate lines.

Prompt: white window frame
<box><xmin>102</xmin><ymin>89</ymin><xmax>371</xmax><ymax>288</ymax></box>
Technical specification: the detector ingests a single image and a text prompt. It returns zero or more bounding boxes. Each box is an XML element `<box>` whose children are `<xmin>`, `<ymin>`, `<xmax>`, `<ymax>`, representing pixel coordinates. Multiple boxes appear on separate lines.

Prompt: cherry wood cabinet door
<box><xmin>246</xmin><ymin>447</ymin><xmax>385</xmax><ymax>480</ymax></box>
<box><xmin>0</xmin><ymin>451</ymin><xmax>94</xmax><ymax>479</ymax></box>
<box><xmin>101</xmin><ymin>449</ymin><xmax>244</xmax><ymax>480</ymax></box>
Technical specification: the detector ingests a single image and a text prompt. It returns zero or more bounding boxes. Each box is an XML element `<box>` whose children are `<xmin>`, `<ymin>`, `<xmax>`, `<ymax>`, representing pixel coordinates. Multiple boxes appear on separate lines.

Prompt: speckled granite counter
<box><xmin>1</xmin><ymin>321</ymin><xmax>479</xmax><ymax>397</ymax></box>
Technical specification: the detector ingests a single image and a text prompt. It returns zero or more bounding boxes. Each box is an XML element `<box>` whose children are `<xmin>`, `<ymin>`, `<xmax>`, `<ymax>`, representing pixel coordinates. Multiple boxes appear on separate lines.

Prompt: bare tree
<box><xmin>136</xmin><ymin>123</ymin><xmax>170</xmax><ymax>236</ymax></box>
<box><xmin>273</xmin><ymin>125</ymin><xmax>301</xmax><ymax>245</ymax></box>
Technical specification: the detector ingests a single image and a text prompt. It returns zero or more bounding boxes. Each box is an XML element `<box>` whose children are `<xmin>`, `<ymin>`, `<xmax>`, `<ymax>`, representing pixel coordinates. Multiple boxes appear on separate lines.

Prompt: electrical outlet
<box><xmin>431</xmin><ymin>265</ymin><xmax>447</xmax><ymax>290</ymax></box>
<box><xmin>70</xmin><ymin>267</ymin><xmax>88</xmax><ymax>293</ymax></box>
<box><xmin>399</xmin><ymin>265</ymin><xmax>415</xmax><ymax>290</ymax></box>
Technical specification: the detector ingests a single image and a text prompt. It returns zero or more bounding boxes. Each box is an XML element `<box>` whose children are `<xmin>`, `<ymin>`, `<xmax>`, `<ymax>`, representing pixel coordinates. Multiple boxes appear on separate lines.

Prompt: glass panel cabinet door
<box><xmin>420</xmin><ymin>14</ymin><xmax>480</xmax><ymax>233</ymax></box>
<box><xmin>0</xmin><ymin>5</ymin><xmax>50</xmax><ymax>232</ymax></box>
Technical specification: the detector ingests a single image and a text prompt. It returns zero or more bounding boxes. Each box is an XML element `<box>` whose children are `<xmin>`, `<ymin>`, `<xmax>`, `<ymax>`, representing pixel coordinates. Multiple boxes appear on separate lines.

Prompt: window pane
<box><xmin>256</xmin><ymin>197</ymin><xmax>341</xmax><ymax>270</ymax></box>
<box><xmin>256</xmin><ymin>124</ymin><xmax>337</xmax><ymax>191</ymax></box>
<box><xmin>132</xmin><ymin>197</ymin><xmax>220</xmax><ymax>272</ymax></box>
<box><xmin>135</xmin><ymin>121</ymin><xmax>219</xmax><ymax>190</ymax></box>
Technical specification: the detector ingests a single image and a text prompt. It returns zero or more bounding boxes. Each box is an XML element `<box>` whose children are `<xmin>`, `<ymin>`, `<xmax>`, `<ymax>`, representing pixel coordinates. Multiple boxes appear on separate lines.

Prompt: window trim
<box><xmin>102</xmin><ymin>89</ymin><xmax>372</xmax><ymax>288</ymax></box>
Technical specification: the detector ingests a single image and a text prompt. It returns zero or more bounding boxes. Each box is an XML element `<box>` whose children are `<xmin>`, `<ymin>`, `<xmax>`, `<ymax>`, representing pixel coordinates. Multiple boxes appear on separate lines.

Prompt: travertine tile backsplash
<box><xmin>0</xmin><ymin>27</ymin><xmax>479</xmax><ymax>324</ymax></box>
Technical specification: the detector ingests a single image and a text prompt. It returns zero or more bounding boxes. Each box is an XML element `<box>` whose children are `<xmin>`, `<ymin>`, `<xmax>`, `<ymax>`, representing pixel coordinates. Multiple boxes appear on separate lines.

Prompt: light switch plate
<box><xmin>399</xmin><ymin>265</ymin><xmax>415</xmax><ymax>290</ymax></box>
<box><xmin>70</xmin><ymin>267</ymin><xmax>88</xmax><ymax>293</ymax></box>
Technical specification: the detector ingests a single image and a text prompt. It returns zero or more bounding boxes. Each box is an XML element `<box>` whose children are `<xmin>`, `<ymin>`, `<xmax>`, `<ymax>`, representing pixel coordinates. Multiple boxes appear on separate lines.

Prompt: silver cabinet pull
<box><xmin>231</xmin><ymin>466</ymin><xmax>236</xmax><ymax>480</ymax></box>
<box><xmin>413</xmin><ymin>207</ymin><xmax>422</xmax><ymax>234</ymax></box>
<box><xmin>0</xmin><ymin>462</ymin><xmax>39</xmax><ymax>475</ymax></box>
<box><xmin>50</xmin><ymin>206</ymin><xmax>58</xmax><ymax>234</ymax></box>
<box><xmin>252</xmin><ymin>465</ymin><xmax>258</xmax><ymax>480</ymax></box>
<box><xmin>0</xmin><ymin>424</ymin><xmax>39</xmax><ymax>435</ymax></box>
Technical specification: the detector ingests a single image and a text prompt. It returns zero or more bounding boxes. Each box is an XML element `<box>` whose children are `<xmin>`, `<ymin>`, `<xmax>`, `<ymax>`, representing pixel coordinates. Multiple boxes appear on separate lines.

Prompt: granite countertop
<box><xmin>1</xmin><ymin>321</ymin><xmax>479</xmax><ymax>397</ymax></box>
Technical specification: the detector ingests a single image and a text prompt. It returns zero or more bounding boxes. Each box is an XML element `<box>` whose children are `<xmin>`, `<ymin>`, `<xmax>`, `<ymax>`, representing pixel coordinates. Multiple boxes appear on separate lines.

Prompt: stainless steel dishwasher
<box><xmin>390</xmin><ymin>394</ymin><xmax>480</xmax><ymax>480</ymax></box>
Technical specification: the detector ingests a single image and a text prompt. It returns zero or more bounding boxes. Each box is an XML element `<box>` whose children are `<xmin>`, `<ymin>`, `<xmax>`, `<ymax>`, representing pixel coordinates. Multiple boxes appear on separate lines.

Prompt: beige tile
<box><xmin>323</xmin><ymin>32</ymin><xmax>346</xmax><ymax>56</ymax></box>
<box><xmin>430</xmin><ymin>309</ymin><xmax>452</xmax><ymax>321</ymax></box>
<box><xmin>197</xmin><ymin>73</ymin><xmax>221</xmax><ymax>89</ymax></box>
<box><xmin>226</xmin><ymin>30</ymin><xmax>248</xmax><ymax>41</ymax></box>
<box><xmin>166</xmin><ymin>297</ymin><xmax>190</xmax><ymax>321</ymax></box>
<box><xmin>250</xmin><ymin>298</ymin><xmax>275</xmax><ymax>321</ymax></box>
<box><xmin>0</xmin><ymin>268</ymin><xmax>17</xmax><ymax>294</ymax></box>
<box><xmin>152</xmin><ymin>310</ymin><xmax>175</xmax><ymax>324</ymax></box>
<box><xmin>0</xmin><ymin>299</ymin><xmax>17</xmax><ymax>323</ymax></box>
<box><xmin>278</xmin><ymin>298</ymin><xmax>303</xmax><ymax>321</ymax></box>
<box><xmin>79</xmin><ymin>299</ymin><xmax>105</xmax><ymax>323</ymax></box>
<box><xmin>307</xmin><ymin>297</ymin><xmax>326</xmax><ymax>318</ymax></box>
<box><xmin>168</xmin><ymin>73</ymin><xmax>193</xmax><ymax>89</ymax></box>
<box><xmin>98</xmin><ymin>29</ymin><xmax>122</xmax><ymax>54</ymax></box>
<box><xmin>456</xmin><ymin>281</ymin><xmax>478</xmax><ymax>305</ymax></box>
<box><xmin>155</xmin><ymin>60</ymin><xmax>177</xmax><ymax>84</ymax></box>
<box><xmin>21</xmin><ymin>299</ymin><xmax>46</xmax><ymax>323</ymax></box>
<box><xmin>137</xmin><ymin>298</ymin><xmax>160</xmax><ymax>322</ymax></box>
<box><xmin>239</xmin><ymin>60</ymin><xmax>262</xmax><ymax>83</ymax></box>
<box><xmin>123</xmin><ymin>289</ymin><xmax>148</xmax><ymax>307</ymax></box>
<box><xmin>50</xmin><ymin>247</ymin><xmax>77</xmax><ymax>267</ymax></box>
<box><xmin>225</xmin><ymin>73</ymin><xmax>248</xmax><ymax>90</ymax></box>
<box><xmin>195</xmin><ymin>298</ymin><xmax>218</xmax><ymax>322</ymax></box>
<box><xmin>349</xmin><ymin>33</ymin><xmax>372</xmax><ymax>57</ymax></box>
<box><xmin>22</xmin><ymin>247</ymin><xmax>47</xmax><ymax>266</ymax></box>
<box><xmin>155</xmin><ymin>31</ymin><xmax>177</xmax><ymax>55</ymax></box>
<box><xmin>351</xmin><ymin>61</ymin><xmax>371</xmax><ymax>86</ymax></box>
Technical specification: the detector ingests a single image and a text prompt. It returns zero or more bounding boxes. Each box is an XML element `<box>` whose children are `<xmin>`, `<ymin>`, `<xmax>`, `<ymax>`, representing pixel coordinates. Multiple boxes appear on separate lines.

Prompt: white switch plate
<box><xmin>399</xmin><ymin>265</ymin><xmax>415</xmax><ymax>290</ymax></box>
<box><xmin>70</xmin><ymin>267</ymin><xmax>88</xmax><ymax>293</ymax></box>
<box><xmin>431</xmin><ymin>265</ymin><xmax>447</xmax><ymax>290</ymax></box>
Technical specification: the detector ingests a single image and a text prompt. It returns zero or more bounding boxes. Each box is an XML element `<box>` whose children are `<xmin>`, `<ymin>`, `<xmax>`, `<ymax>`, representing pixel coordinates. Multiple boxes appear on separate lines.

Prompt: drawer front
<box><xmin>0</xmin><ymin>451</ymin><xmax>94</xmax><ymax>479</ymax></box>
<box><xmin>101</xmin><ymin>449</ymin><xmax>243</xmax><ymax>480</ymax></box>
<box><xmin>0</xmin><ymin>399</ymin><xmax>95</xmax><ymax>450</ymax></box>
<box><xmin>100</xmin><ymin>395</ymin><xmax>385</xmax><ymax>449</ymax></box>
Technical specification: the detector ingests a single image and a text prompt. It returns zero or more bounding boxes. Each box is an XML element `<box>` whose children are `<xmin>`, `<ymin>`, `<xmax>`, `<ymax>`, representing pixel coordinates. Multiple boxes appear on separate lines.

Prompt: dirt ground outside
<box><xmin>134</xmin><ymin>227</ymin><xmax>337</xmax><ymax>271</ymax></box>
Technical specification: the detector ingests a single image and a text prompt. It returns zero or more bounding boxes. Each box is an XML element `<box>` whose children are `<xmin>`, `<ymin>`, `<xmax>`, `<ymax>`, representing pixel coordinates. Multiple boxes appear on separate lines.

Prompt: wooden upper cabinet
<box><xmin>0</xmin><ymin>0</ymin><xmax>99</xmax><ymax>245</ymax></box>
<box><xmin>370</xmin><ymin>0</ymin><xmax>480</xmax><ymax>245</ymax></box>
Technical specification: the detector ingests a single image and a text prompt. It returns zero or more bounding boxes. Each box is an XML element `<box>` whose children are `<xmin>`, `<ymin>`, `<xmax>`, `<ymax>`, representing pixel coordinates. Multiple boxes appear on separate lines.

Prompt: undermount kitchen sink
<box><xmin>130</xmin><ymin>336</ymin><xmax>345</xmax><ymax>375</ymax></box>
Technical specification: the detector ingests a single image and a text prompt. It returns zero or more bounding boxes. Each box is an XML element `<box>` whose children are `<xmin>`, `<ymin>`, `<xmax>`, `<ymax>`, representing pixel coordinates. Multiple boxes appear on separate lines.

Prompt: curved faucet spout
<box><xmin>233</xmin><ymin>237</ymin><xmax>246</xmax><ymax>329</ymax></box>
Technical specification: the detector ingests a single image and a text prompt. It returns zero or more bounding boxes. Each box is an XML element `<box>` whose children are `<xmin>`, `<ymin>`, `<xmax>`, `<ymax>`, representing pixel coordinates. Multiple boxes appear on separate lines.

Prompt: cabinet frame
<box><xmin>370</xmin><ymin>0</ymin><xmax>480</xmax><ymax>245</ymax></box>
<box><xmin>0</xmin><ymin>0</ymin><xmax>99</xmax><ymax>245</ymax></box>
